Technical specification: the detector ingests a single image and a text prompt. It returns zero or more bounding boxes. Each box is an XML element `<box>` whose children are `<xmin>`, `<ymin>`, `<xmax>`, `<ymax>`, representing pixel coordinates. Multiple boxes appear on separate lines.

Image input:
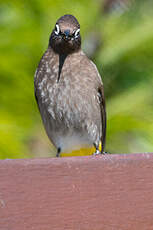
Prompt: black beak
<box><xmin>63</xmin><ymin>29</ymin><xmax>71</xmax><ymax>41</ymax></box>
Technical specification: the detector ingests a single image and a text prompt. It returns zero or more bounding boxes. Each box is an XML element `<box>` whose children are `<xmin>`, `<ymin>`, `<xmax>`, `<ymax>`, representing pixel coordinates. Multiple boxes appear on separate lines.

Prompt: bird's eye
<box><xmin>54</xmin><ymin>24</ymin><xmax>60</xmax><ymax>35</ymax></box>
<box><xmin>74</xmin><ymin>29</ymin><xmax>80</xmax><ymax>38</ymax></box>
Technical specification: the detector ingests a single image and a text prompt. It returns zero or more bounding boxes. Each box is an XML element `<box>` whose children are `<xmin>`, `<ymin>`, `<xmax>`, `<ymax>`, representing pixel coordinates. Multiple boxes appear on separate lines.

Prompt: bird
<box><xmin>34</xmin><ymin>14</ymin><xmax>106</xmax><ymax>157</ymax></box>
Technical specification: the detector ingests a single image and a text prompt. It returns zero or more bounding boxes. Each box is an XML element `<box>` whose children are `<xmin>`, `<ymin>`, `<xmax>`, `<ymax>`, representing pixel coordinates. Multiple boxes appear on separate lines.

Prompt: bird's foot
<box><xmin>93</xmin><ymin>149</ymin><xmax>101</xmax><ymax>155</ymax></box>
<box><xmin>102</xmin><ymin>151</ymin><xmax>109</xmax><ymax>154</ymax></box>
<box><xmin>93</xmin><ymin>150</ymin><xmax>109</xmax><ymax>155</ymax></box>
<box><xmin>56</xmin><ymin>147</ymin><xmax>61</xmax><ymax>157</ymax></box>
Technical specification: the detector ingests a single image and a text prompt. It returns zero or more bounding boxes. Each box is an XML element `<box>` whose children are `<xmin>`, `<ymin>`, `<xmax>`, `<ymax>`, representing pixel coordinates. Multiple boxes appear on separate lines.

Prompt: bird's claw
<box><xmin>93</xmin><ymin>150</ymin><xmax>101</xmax><ymax>155</ymax></box>
<box><xmin>93</xmin><ymin>150</ymin><xmax>109</xmax><ymax>155</ymax></box>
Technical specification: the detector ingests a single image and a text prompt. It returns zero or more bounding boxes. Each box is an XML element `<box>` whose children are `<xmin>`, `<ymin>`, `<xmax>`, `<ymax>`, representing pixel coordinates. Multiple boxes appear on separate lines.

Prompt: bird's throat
<box><xmin>57</xmin><ymin>54</ymin><xmax>67</xmax><ymax>82</ymax></box>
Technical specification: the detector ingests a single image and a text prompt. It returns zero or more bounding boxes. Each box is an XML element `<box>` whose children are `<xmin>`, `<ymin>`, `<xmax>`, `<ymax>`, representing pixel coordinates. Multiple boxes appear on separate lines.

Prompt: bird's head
<box><xmin>49</xmin><ymin>15</ymin><xmax>81</xmax><ymax>55</ymax></box>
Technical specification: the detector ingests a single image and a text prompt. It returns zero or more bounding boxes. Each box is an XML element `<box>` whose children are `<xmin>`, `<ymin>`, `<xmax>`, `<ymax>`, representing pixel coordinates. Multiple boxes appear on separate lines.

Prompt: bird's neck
<box><xmin>47</xmin><ymin>47</ymin><xmax>82</xmax><ymax>83</ymax></box>
<box><xmin>49</xmin><ymin>37</ymin><xmax>81</xmax><ymax>55</ymax></box>
<box><xmin>57</xmin><ymin>53</ymin><xmax>67</xmax><ymax>82</ymax></box>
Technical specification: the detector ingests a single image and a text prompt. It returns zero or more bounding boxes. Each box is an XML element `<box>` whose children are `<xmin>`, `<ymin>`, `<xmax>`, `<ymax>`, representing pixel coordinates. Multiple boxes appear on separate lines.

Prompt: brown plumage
<box><xmin>34</xmin><ymin>14</ymin><xmax>106</xmax><ymax>157</ymax></box>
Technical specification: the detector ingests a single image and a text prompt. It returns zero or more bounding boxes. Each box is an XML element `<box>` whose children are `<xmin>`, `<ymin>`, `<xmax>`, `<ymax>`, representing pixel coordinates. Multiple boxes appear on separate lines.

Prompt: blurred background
<box><xmin>0</xmin><ymin>0</ymin><xmax>153</xmax><ymax>159</ymax></box>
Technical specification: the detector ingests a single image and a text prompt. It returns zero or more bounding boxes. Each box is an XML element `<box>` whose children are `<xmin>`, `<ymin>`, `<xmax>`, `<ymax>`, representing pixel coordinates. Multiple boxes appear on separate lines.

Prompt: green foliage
<box><xmin>0</xmin><ymin>0</ymin><xmax>153</xmax><ymax>158</ymax></box>
<box><xmin>97</xmin><ymin>0</ymin><xmax>153</xmax><ymax>153</ymax></box>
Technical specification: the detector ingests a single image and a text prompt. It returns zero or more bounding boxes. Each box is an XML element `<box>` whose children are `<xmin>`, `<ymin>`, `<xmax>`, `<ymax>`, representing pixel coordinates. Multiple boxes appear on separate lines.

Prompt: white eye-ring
<box><xmin>74</xmin><ymin>28</ymin><xmax>80</xmax><ymax>38</ymax></box>
<box><xmin>54</xmin><ymin>24</ymin><xmax>60</xmax><ymax>35</ymax></box>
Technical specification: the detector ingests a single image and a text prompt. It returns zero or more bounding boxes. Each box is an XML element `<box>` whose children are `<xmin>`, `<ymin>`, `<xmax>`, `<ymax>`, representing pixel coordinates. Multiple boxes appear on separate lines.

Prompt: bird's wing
<box><xmin>34</xmin><ymin>50</ymin><xmax>50</xmax><ymax>111</ymax></box>
<box><xmin>98</xmin><ymin>84</ymin><xmax>106</xmax><ymax>153</ymax></box>
<box><xmin>34</xmin><ymin>68</ymin><xmax>41</xmax><ymax>112</ymax></box>
<box><xmin>88</xmin><ymin>59</ymin><xmax>106</xmax><ymax>152</ymax></box>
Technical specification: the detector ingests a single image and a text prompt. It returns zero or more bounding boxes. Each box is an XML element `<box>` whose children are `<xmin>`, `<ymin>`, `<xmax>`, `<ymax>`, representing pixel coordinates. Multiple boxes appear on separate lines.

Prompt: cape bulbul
<box><xmin>34</xmin><ymin>15</ymin><xmax>106</xmax><ymax>157</ymax></box>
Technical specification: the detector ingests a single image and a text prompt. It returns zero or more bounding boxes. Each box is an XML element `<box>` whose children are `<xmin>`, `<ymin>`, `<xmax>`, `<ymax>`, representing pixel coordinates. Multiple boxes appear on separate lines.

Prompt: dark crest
<box><xmin>49</xmin><ymin>14</ymin><xmax>81</xmax><ymax>54</ymax></box>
